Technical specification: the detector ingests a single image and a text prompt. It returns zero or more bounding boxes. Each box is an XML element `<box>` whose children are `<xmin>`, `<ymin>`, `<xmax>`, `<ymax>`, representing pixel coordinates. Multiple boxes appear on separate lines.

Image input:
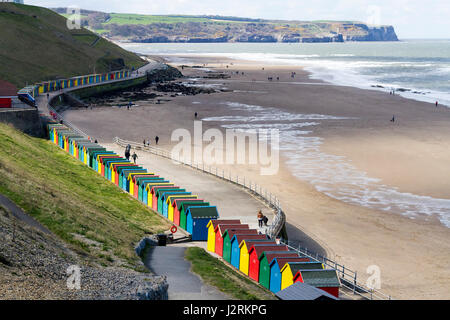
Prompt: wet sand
<box><xmin>63</xmin><ymin>55</ymin><xmax>450</xmax><ymax>300</ymax></box>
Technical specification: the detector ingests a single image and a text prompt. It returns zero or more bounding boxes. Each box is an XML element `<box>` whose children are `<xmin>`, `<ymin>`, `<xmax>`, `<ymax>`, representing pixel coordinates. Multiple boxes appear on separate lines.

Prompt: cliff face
<box><xmin>122</xmin><ymin>22</ymin><xmax>398</xmax><ymax>44</ymax></box>
<box><xmin>345</xmin><ymin>25</ymin><xmax>398</xmax><ymax>41</ymax></box>
<box><xmin>51</xmin><ymin>9</ymin><xmax>399</xmax><ymax>43</ymax></box>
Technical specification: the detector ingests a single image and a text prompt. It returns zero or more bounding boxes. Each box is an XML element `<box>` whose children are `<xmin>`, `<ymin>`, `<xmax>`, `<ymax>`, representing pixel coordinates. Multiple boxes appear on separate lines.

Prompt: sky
<box><xmin>25</xmin><ymin>0</ymin><xmax>450</xmax><ymax>39</ymax></box>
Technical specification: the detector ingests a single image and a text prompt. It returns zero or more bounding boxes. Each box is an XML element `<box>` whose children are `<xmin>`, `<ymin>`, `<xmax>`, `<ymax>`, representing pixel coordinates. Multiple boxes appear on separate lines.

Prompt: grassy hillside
<box><xmin>0</xmin><ymin>123</ymin><xmax>170</xmax><ymax>269</ymax></box>
<box><xmin>0</xmin><ymin>3</ymin><xmax>146</xmax><ymax>88</ymax></box>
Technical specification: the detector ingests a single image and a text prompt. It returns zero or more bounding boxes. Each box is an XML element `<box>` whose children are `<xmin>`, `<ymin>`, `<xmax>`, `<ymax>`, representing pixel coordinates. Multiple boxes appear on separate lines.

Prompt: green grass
<box><xmin>104</xmin><ymin>13</ymin><xmax>212</xmax><ymax>25</ymax></box>
<box><xmin>0</xmin><ymin>123</ymin><xmax>170</xmax><ymax>268</ymax></box>
<box><xmin>185</xmin><ymin>247</ymin><xmax>276</xmax><ymax>300</ymax></box>
<box><xmin>0</xmin><ymin>3</ymin><xmax>146</xmax><ymax>88</ymax></box>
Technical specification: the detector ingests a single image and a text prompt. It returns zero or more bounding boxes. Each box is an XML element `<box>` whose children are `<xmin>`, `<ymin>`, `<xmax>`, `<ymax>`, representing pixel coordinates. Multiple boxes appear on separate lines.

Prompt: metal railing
<box><xmin>114</xmin><ymin>137</ymin><xmax>287</xmax><ymax>240</ymax></box>
<box><xmin>282</xmin><ymin>241</ymin><xmax>392</xmax><ymax>300</ymax></box>
<box><xmin>47</xmin><ymin>104</ymin><xmax>90</xmax><ymax>138</ymax></box>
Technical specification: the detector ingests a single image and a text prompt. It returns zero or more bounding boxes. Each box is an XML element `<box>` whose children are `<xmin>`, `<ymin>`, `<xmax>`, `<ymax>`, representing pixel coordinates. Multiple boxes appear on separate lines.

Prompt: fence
<box><xmin>282</xmin><ymin>241</ymin><xmax>392</xmax><ymax>300</ymax></box>
<box><xmin>114</xmin><ymin>137</ymin><xmax>286</xmax><ymax>240</ymax></box>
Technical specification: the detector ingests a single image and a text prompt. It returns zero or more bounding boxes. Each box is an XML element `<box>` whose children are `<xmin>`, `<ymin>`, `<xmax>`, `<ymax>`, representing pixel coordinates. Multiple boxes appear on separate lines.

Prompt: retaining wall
<box><xmin>0</xmin><ymin>108</ymin><xmax>44</xmax><ymax>137</ymax></box>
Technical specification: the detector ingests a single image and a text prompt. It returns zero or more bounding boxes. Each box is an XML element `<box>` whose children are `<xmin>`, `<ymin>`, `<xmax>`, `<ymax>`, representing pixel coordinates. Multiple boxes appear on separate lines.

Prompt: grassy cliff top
<box><xmin>0</xmin><ymin>3</ymin><xmax>146</xmax><ymax>88</ymax></box>
<box><xmin>0</xmin><ymin>123</ymin><xmax>170</xmax><ymax>269</ymax></box>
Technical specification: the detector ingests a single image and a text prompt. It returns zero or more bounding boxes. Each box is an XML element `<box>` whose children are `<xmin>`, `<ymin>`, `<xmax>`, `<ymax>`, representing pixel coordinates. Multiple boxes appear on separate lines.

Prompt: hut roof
<box><xmin>259</xmin><ymin>251</ymin><xmax>300</xmax><ymax>263</ymax></box>
<box><xmin>241</xmin><ymin>239</ymin><xmax>275</xmax><ymax>250</ymax></box>
<box><xmin>298</xmin><ymin>270</ymin><xmax>341</xmax><ymax>288</ymax></box>
<box><xmin>188</xmin><ymin>206</ymin><xmax>219</xmax><ymax>219</ymax></box>
<box><xmin>215</xmin><ymin>224</ymin><xmax>248</xmax><ymax>234</ymax></box>
<box><xmin>233</xmin><ymin>234</ymin><xmax>267</xmax><ymax>245</ymax></box>
<box><xmin>271</xmin><ymin>257</ymin><xmax>312</xmax><ymax>270</ymax></box>
<box><xmin>275</xmin><ymin>282</ymin><xmax>338</xmax><ymax>301</ymax></box>
<box><xmin>285</xmin><ymin>262</ymin><xmax>324</xmax><ymax>275</ymax></box>
<box><xmin>250</xmin><ymin>244</ymin><xmax>287</xmax><ymax>257</ymax></box>
<box><xmin>207</xmin><ymin>219</ymin><xmax>241</xmax><ymax>229</ymax></box>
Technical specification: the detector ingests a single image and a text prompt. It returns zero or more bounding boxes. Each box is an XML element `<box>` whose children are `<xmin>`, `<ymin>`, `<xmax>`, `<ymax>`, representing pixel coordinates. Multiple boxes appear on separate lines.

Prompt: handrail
<box><xmin>114</xmin><ymin>137</ymin><xmax>287</xmax><ymax>240</ymax></box>
<box><xmin>282</xmin><ymin>241</ymin><xmax>392</xmax><ymax>300</ymax></box>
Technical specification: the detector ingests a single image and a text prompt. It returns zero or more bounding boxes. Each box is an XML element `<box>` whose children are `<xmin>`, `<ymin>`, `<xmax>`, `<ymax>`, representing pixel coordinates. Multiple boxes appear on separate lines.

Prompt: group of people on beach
<box><xmin>142</xmin><ymin>136</ymin><xmax>159</xmax><ymax>147</ymax></box>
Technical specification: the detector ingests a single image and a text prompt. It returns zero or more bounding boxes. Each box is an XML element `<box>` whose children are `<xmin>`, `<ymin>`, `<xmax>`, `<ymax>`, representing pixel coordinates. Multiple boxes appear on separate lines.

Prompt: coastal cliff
<box><xmin>51</xmin><ymin>8</ymin><xmax>399</xmax><ymax>43</ymax></box>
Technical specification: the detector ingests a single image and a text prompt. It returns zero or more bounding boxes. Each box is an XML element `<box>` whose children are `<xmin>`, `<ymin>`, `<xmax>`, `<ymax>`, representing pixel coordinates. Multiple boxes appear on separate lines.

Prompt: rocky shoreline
<box><xmin>0</xmin><ymin>198</ymin><xmax>168</xmax><ymax>300</ymax></box>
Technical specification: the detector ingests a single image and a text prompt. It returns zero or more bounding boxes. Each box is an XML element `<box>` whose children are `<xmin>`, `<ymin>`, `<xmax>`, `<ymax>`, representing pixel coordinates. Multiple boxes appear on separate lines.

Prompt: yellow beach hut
<box><xmin>280</xmin><ymin>262</ymin><xmax>325</xmax><ymax>291</ymax></box>
<box><xmin>146</xmin><ymin>183</ymin><xmax>174</xmax><ymax>208</ymax></box>
<box><xmin>205</xmin><ymin>219</ymin><xmax>242</xmax><ymax>253</ymax></box>
<box><xmin>167</xmin><ymin>195</ymin><xmax>198</xmax><ymax>222</ymax></box>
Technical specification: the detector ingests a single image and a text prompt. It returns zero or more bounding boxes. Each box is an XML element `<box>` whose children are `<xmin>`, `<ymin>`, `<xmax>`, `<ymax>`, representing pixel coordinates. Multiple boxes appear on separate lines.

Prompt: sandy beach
<box><xmin>63</xmin><ymin>55</ymin><xmax>450</xmax><ymax>300</ymax></box>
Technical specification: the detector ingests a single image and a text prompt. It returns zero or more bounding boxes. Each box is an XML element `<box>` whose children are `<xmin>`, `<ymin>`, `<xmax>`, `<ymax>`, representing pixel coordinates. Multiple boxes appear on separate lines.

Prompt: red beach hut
<box><xmin>248</xmin><ymin>244</ymin><xmax>288</xmax><ymax>282</ymax></box>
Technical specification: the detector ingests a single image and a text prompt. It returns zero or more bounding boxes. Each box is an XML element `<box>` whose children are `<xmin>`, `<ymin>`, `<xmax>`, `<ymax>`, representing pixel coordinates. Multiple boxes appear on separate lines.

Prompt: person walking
<box><xmin>263</xmin><ymin>215</ymin><xmax>269</xmax><ymax>227</ymax></box>
<box><xmin>125</xmin><ymin>144</ymin><xmax>131</xmax><ymax>160</ymax></box>
<box><xmin>132</xmin><ymin>152</ymin><xmax>138</xmax><ymax>164</ymax></box>
<box><xmin>257</xmin><ymin>210</ymin><xmax>264</xmax><ymax>228</ymax></box>
<box><xmin>155</xmin><ymin>136</ymin><xmax>159</xmax><ymax>145</ymax></box>
<box><xmin>436</xmin><ymin>101</ymin><xmax>439</xmax><ymax>107</ymax></box>
<box><xmin>195</xmin><ymin>112</ymin><xmax>198</xmax><ymax>119</ymax></box>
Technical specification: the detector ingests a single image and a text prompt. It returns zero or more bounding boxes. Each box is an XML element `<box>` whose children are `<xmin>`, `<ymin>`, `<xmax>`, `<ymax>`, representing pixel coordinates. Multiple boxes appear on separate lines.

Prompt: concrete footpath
<box><xmin>143</xmin><ymin>245</ymin><xmax>229</xmax><ymax>300</ymax></box>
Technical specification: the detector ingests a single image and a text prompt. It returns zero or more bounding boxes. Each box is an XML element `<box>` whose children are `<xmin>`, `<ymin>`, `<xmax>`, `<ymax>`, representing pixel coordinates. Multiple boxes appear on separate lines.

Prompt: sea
<box><xmin>121</xmin><ymin>40</ymin><xmax>450</xmax><ymax>107</ymax></box>
<box><xmin>120</xmin><ymin>40</ymin><xmax>450</xmax><ymax>227</ymax></box>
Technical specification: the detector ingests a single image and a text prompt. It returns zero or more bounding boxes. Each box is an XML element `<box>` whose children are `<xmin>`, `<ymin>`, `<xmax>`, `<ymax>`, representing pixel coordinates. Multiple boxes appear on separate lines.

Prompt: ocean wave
<box><xmin>204</xmin><ymin>100</ymin><xmax>450</xmax><ymax>228</ymax></box>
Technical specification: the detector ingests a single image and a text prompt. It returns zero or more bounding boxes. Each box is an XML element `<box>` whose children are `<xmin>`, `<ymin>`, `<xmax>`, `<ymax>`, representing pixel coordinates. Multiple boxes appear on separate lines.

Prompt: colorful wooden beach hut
<box><xmin>248</xmin><ymin>244</ymin><xmax>288</xmax><ymax>282</ymax></box>
<box><xmin>230</xmin><ymin>234</ymin><xmax>268</xmax><ymax>269</ymax></box>
<box><xmin>98</xmin><ymin>155</ymin><xmax>122</xmax><ymax>176</ymax></box>
<box><xmin>259</xmin><ymin>252</ymin><xmax>306</xmax><ymax>290</ymax></box>
<box><xmin>167</xmin><ymin>195</ymin><xmax>198</xmax><ymax>221</ymax></box>
<box><xmin>150</xmin><ymin>186</ymin><xmax>180</xmax><ymax>211</ymax></box>
<box><xmin>222</xmin><ymin>229</ymin><xmax>260</xmax><ymax>264</ymax></box>
<box><xmin>145</xmin><ymin>183</ymin><xmax>174</xmax><ymax>207</ymax></box>
<box><xmin>114</xmin><ymin>164</ymin><xmax>139</xmax><ymax>188</ymax></box>
<box><xmin>293</xmin><ymin>269</ymin><xmax>340</xmax><ymax>298</ymax></box>
<box><xmin>128</xmin><ymin>173</ymin><xmax>155</xmax><ymax>198</ymax></box>
<box><xmin>131</xmin><ymin>174</ymin><xmax>159</xmax><ymax>198</ymax></box>
<box><xmin>91</xmin><ymin>151</ymin><xmax>115</xmax><ymax>171</ymax></box>
<box><xmin>159</xmin><ymin>190</ymin><xmax>189</xmax><ymax>216</ymax></box>
<box><xmin>185</xmin><ymin>206</ymin><xmax>219</xmax><ymax>241</ymax></box>
<box><xmin>239</xmin><ymin>239</ymin><xmax>277</xmax><ymax>276</ymax></box>
<box><xmin>214</xmin><ymin>224</ymin><xmax>249</xmax><ymax>257</ymax></box>
<box><xmin>206</xmin><ymin>219</ymin><xmax>241</xmax><ymax>253</ymax></box>
<box><xmin>120</xmin><ymin>168</ymin><xmax>146</xmax><ymax>191</ymax></box>
<box><xmin>281</xmin><ymin>262</ymin><xmax>325</xmax><ymax>291</ymax></box>
<box><xmin>179</xmin><ymin>201</ymin><xmax>210</xmax><ymax>229</ymax></box>
<box><xmin>136</xmin><ymin>177</ymin><xmax>163</xmax><ymax>202</ymax></box>
<box><xmin>107</xmin><ymin>160</ymin><xmax>131</xmax><ymax>182</ymax></box>
<box><xmin>269</xmin><ymin>257</ymin><xmax>316</xmax><ymax>293</ymax></box>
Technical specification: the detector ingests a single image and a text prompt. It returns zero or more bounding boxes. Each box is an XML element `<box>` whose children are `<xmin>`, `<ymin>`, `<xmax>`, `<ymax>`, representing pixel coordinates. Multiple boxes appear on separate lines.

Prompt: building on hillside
<box><xmin>0</xmin><ymin>79</ymin><xmax>18</xmax><ymax>108</ymax></box>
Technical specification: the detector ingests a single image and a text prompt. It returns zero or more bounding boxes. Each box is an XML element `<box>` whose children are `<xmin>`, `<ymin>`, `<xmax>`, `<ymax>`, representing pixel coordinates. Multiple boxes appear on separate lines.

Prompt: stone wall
<box><xmin>0</xmin><ymin>108</ymin><xmax>44</xmax><ymax>137</ymax></box>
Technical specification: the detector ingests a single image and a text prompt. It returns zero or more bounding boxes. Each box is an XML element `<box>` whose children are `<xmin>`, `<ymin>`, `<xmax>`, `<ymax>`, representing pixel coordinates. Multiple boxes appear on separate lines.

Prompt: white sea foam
<box><xmin>203</xmin><ymin>101</ymin><xmax>450</xmax><ymax>227</ymax></box>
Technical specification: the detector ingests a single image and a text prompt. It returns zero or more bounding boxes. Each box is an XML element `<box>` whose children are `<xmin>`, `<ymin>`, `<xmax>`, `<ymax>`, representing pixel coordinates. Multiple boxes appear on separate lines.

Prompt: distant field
<box><xmin>104</xmin><ymin>13</ymin><xmax>212</xmax><ymax>25</ymax></box>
